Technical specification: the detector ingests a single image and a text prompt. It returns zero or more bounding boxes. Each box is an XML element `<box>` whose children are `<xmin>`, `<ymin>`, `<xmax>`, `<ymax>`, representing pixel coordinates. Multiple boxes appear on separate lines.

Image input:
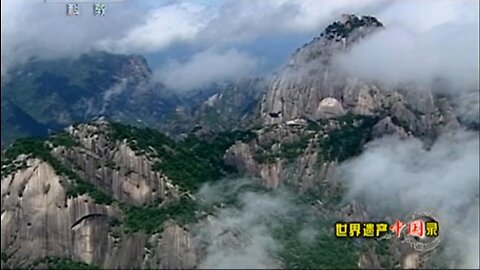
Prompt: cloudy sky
<box><xmin>1</xmin><ymin>0</ymin><xmax>478</xmax><ymax>90</ymax></box>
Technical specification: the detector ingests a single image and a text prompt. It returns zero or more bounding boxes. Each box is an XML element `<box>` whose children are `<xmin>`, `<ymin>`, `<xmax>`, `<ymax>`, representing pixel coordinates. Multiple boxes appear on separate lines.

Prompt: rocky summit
<box><xmin>260</xmin><ymin>15</ymin><xmax>459</xmax><ymax>142</ymax></box>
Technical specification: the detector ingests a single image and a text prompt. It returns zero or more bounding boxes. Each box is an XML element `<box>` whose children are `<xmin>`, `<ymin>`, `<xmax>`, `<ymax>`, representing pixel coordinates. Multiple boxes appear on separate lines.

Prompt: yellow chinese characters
<box><xmin>363</xmin><ymin>223</ymin><xmax>375</xmax><ymax>237</ymax></box>
<box><xmin>335</xmin><ymin>222</ymin><xmax>389</xmax><ymax>238</ymax></box>
<box><xmin>376</xmin><ymin>223</ymin><xmax>388</xmax><ymax>237</ymax></box>
<box><xmin>425</xmin><ymin>221</ymin><xmax>439</xmax><ymax>237</ymax></box>
<box><xmin>349</xmin><ymin>222</ymin><xmax>361</xmax><ymax>237</ymax></box>
<box><xmin>335</xmin><ymin>222</ymin><xmax>348</xmax><ymax>237</ymax></box>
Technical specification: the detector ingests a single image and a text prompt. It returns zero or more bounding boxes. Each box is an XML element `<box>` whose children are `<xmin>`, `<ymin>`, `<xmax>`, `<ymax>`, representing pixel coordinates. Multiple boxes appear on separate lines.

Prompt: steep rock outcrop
<box><xmin>224</xmin><ymin>121</ymin><xmax>337</xmax><ymax>190</ymax></box>
<box><xmin>1</xmin><ymin>156</ymin><xmax>197</xmax><ymax>269</ymax></box>
<box><xmin>260</xmin><ymin>15</ymin><xmax>460</xmax><ymax>139</ymax></box>
<box><xmin>144</xmin><ymin>220</ymin><xmax>197</xmax><ymax>269</ymax></box>
<box><xmin>372</xmin><ymin>116</ymin><xmax>409</xmax><ymax>138</ymax></box>
<box><xmin>1</xmin><ymin>158</ymin><xmax>119</xmax><ymax>267</ymax></box>
<box><xmin>316</xmin><ymin>97</ymin><xmax>345</xmax><ymax>118</ymax></box>
<box><xmin>52</xmin><ymin>118</ymin><xmax>180</xmax><ymax>206</ymax></box>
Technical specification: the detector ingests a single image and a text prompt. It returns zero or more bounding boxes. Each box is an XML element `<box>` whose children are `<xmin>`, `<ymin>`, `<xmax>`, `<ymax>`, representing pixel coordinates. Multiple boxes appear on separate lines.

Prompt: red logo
<box><xmin>390</xmin><ymin>220</ymin><xmax>406</xmax><ymax>237</ymax></box>
<box><xmin>407</xmin><ymin>219</ymin><xmax>425</xmax><ymax>238</ymax></box>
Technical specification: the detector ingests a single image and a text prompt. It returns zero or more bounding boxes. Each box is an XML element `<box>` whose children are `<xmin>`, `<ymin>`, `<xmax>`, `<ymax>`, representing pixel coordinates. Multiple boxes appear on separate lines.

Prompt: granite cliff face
<box><xmin>224</xmin><ymin>14</ymin><xmax>472</xmax><ymax>269</ymax></box>
<box><xmin>1</xmin><ymin>116</ymin><xmax>262</xmax><ymax>269</ymax></box>
<box><xmin>52</xmin><ymin>119</ymin><xmax>181</xmax><ymax>206</ymax></box>
<box><xmin>1</xmin><ymin>120</ymin><xmax>200</xmax><ymax>269</ymax></box>
<box><xmin>260</xmin><ymin>14</ymin><xmax>460</xmax><ymax>140</ymax></box>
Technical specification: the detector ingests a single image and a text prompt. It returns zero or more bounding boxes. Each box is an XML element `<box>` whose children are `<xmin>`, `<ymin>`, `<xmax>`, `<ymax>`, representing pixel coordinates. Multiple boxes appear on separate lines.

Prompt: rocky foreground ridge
<box><xmin>1</xmin><ymin>112</ymin><xmax>450</xmax><ymax>269</ymax></box>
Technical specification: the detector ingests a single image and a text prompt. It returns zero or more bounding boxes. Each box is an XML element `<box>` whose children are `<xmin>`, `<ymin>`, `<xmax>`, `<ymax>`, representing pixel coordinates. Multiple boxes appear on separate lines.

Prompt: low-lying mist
<box><xmin>192</xmin><ymin>128</ymin><xmax>479</xmax><ymax>269</ymax></box>
<box><xmin>192</xmin><ymin>179</ymin><xmax>296</xmax><ymax>269</ymax></box>
<box><xmin>191</xmin><ymin>178</ymin><xmax>359</xmax><ymax>269</ymax></box>
<box><xmin>339</xmin><ymin>130</ymin><xmax>479</xmax><ymax>268</ymax></box>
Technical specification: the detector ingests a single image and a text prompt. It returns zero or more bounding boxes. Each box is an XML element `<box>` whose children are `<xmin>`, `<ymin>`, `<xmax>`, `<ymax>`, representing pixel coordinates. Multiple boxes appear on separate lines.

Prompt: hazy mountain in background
<box><xmin>1</xmin><ymin>51</ymin><xmax>269</xmax><ymax>146</ymax></box>
<box><xmin>1</xmin><ymin>98</ymin><xmax>48</xmax><ymax>147</ymax></box>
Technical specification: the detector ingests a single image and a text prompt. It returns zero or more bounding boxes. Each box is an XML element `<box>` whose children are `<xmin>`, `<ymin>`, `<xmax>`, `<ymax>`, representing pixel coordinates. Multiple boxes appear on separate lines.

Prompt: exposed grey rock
<box><xmin>260</xmin><ymin>15</ymin><xmax>461</xmax><ymax>141</ymax></box>
<box><xmin>358</xmin><ymin>248</ymin><xmax>382</xmax><ymax>269</ymax></box>
<box><xmin>53</xmin><ymin>119</ymin><xmax>180</xmax><ymax>206</ymax></box>
<box><xmin>1</xmin><ymin>158</ymin><xmax>120</xmax><ymax>268</ymax></box>
<box><xmin>316</xmin><ymin>97</ymin><xmax>345</xmax><ymax>118</ymax></box>
<box><xmin>145</xmin><ymin>221</ymin><xmax>197</xmax><ymax>269</ymax></box>
<box><xmin>224</xmin><ymin>142</ymin><xmax>257</xmax><ymax>176</ymax></box>
<box><xmin>372</xmin><ymin>116</ymin><xmax>409</xmax><ymax>138</ymax></box>
<box><xmin>1</xmin><ymin>157</ymin><xmax>197</xmax><ymax>269</ymax></box>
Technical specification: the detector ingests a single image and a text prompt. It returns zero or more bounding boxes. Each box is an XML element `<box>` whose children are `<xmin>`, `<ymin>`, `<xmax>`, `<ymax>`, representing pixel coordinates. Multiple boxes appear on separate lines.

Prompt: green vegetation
<box><xmin>305</xmin><ymin>118</ymin><xmax>323</xmax><ymax>131</ymax></box>
<box><xmin>1</xmin><ymin>138</ymin><xmax>51</xmax><ymax>178</ymax></box>
<box><xmin>272</xmin><ymin>216</ymin><xmax>362</xmax><ymax>269</ymax></box>
<box><xmin>280</xmin><ymin>135</ymin><xmax>312</xmax><ymax>161</ymax></box>
<box><xmin>110</xmin><ymin>122</ymin><xmax>176</xmax><ymax>153</ymax></box>
<box><xmin>213</xmin><ymin>181</ymin><xmax>271</xmax><ymax>208</ymax></box>
<box><xmin>319</xmin><ymin>114</ymin><xmax>378</xmax><ymax>162</ymax></box>
<box><xmin>1</xmin><ymin>252</ymin><xmax>9</xmax><ymax>262</ymax></box>
<box><xmin>254</xmin><ymin>149</ymin><xmax>278</xmax><ymax>163</ymax></box>
<box><xmin>2</xmin><ymin>52</ymin><xmax>125</xmax><ymax>125</ymax></box>
<box><xmin>65</xmin><ymin>176</ymin><xmax>113</xmax><ymax>205</ymax></box>
<box><xmin>3</xmin><ymin>137</ymin><xmax>47</xmax><ymax>161</ymax></box>
<box><xmin>1</xmin><ymin>159</ymin><xmax>27</xmax><ymax>179</ymax></box>
<box><xmin>292</xmin><ymin>185</ymin><xmax>344</xmax><ymax>210</ymax></box>
<box><xmin>1</xmin><ymin>137</ymin><xmax>113</xmax><ymax>205</ymax></box>
<box><xmin>376</xmin><ymin>239</ymin><xmax>389</xmax><ymax>256</ymax></box>
<box><xmin>110</xmin><ymin>122</ymin><xmax>256</xmax><ymax>192</ymax></box>
<box><xmin>324</xmin><ymin>15</ymin><xmax>382</xmax><ymax>39</ymax></box>
<box><xmin>120</xmin><ymin>196</ymin><xmax>199</xmax><ymax>234</ymax></box>
<box><xmin>254</xmin><ymin>134</ymin><xmax>314</xmax><ymax>164</ymax></box>
<box><xmin>49</xmin><ymin>132</ymin><xmax>79</xmax><ymax>148</ymax></box>
<box><xmin>3</xmin><ymin>122</ymin><xmax>256</xmax><ymax>236</ymax></box>
<box><xmin>44</xmin><ymin>257</ymin><xmax>100</xmax><ymax>270</ymax></box>
<box><xmin>32</xmin><ymin>257</ymin><xmax>100</xmax><ymax>270</ymax></box>
<box><xmin>119</xmin><ymin>181</ymin><xmax>268</xmax><ymax>235</ymax></box>
<box><xmin>2</xmin><ymin>132</ymin><xmax>206</xmax><ymax>235</ymax></box>
<box><xmin>253</xmin><ymin>115</ymin><xmax>379</xmax><ymax>164</ymax></box>
<box><xmin>375</xmin><ymin>240</ymin><xmax>395</xmax><ymax>269</ymax></box>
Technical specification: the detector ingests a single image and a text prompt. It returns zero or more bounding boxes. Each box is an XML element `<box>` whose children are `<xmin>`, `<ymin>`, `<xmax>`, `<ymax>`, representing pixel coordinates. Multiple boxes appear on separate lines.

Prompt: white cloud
<box><xmin>334</xmin><ymin>0</ymin><xmax>479</xmax><ymax>92</ymax></box>
<box><xmin>158</xmin><ymin>49</ymin><xmax>259</xmax><ymax>91</ymax></box>
<box><xmin>97</xmin><ymin>2</ymin><xmax>209</xmax><ymax>53</ymax></box>
<box><xmin>276</xmin><ymin>0</ymin><xmax>382</xmax><ymax>33</ymax></box>
<box><xmin>2</xmin><ymin>0</ymin><xmax>479</xmax><ymax>95</ymax></box>
<box><xmin>194</xmin><ymin>178</ymin><xmax>295</xmax><ymax>269</ymax></box>
<box><xmin>0</xmin><ymin>0</ymin><xmax>386</xmax><ymax>72</ymax></box>
<box><xmin>0</xmin><ymin>0</ymin><xmax>142</xmax><ymax>71</ymax></box>
<box><xmin>378</xmin><ymin>0</ymin><xmax>478</xmax><ymax>34</ymax></box>
<box><xmin>108</xmin><ymin>0</ymin><xmax>384</xmax><ymax>50</ymax></box>
<box><xmin>339</xmin><ymin>130</ymin><xmax>480</xmax><ymax>268</ymax></box>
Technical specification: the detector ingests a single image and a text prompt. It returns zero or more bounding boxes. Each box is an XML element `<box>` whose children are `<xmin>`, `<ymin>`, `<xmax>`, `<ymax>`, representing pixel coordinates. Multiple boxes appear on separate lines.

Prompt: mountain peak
<box><xmin>320</xmin><ymin>14</ymin><xmax>383</xmax><ymax>41</ymax></box>
<box><xmin>289</xmin><ymin>14</ymin><xmax>383</xmax><ymax>66</ymax></box>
